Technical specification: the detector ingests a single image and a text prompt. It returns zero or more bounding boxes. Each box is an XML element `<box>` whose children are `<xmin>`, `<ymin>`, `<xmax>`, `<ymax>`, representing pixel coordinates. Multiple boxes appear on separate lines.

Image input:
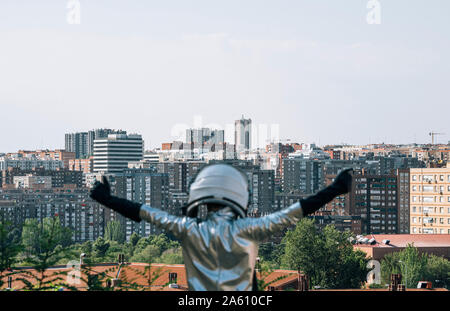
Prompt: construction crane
<box><xmin>429</xmin><ymin>132</ymin><xmax>445</xmax><ymax>144</ymax></box>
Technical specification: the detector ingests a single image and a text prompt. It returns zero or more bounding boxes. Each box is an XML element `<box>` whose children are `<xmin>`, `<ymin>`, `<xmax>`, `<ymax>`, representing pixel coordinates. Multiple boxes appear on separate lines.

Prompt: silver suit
<box><xmin>139</xmin><ymin>202</ymin><xmax>304</xmax><ymax>291</ymax></box>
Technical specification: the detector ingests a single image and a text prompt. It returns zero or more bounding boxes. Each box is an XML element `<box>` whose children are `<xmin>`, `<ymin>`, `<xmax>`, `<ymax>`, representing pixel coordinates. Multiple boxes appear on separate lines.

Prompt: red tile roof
<box><xmin>1</xmin><ymin>263</ymin><xmax>120</xmax><ymax>290</ymax></box>
<box><xmin>118</xmin><ymin>263</ymin><xmax>188</xmax><ymax>291</ymax></box>
<box><xmin>1</xmin><ymin>263</ymin><xmax>299</xmax><ymax>291</ymax></box>
<box><xmin>2</xmin><ymin>263</ymin><xmax>447</xmax><ymax>291</ymax></box>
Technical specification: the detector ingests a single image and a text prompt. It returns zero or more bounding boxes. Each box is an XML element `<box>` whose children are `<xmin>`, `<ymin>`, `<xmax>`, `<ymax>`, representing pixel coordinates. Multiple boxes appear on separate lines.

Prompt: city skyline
<box><xmin>1</xmin><ymin>1</ymin><xmax>449</xmax><ymax>152</ymax></box>
<box><xmin>2</xmin><ymin>120</ymin><xmax>449</xmax><ymax>155</ymax></box>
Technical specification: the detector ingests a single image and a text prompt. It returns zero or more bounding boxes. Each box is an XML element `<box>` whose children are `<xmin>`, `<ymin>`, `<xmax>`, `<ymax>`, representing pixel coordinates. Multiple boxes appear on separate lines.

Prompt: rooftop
<box><xmin>356</xmin><ymin>234</ymin><xmax>450</xmax><ymax>248</ymax></box>
<box><xmin>0</xmin><ymin>263</ymin><xmax>300</xmax><ymax>291</ymax></box>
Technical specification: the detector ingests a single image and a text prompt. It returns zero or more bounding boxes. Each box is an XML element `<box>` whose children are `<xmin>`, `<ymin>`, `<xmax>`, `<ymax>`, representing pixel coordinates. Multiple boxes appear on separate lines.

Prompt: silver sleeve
<box><xmin>138</xmin><ymin>204</ymin><xmax>196</xmax><ymax>240</ymax></box>
<box><xmin>234</xmin><ymin>202</ymin><xmax>304</xmax><ymax>241</ymax></box>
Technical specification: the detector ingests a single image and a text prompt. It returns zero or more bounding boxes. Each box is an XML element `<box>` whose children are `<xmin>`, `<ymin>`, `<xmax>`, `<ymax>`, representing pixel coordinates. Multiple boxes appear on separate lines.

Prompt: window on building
<box><xmin>423</xmin><ymin>206</ymin><xmax>433</xmax><ymax>213</ymax></box>
<box><xmin>423</xmin><ymin>196</ymin><xmax>434</xmax><ymax>203</ymax></box>
<box><xmin>423</xmin><ymin>185</ymin><xmax>434</xmax><ymax>192</ymax></box>
<box><xmin>423</xmin><ymin>228</ymin><xmax>434</xmax><ymax>234</ymax></box>
<box><xmin>423</xmin><ymin>175</ymin><xmax>433</xmax><ymax>182</ymax></box>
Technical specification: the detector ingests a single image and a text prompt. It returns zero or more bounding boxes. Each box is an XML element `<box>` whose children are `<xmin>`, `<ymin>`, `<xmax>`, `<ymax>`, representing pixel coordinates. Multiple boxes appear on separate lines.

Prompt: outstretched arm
<box><xmin>299</xmin><ymin>168</ymin><xmax>353</xmax><ymax>216</ymax></box>
<box><xmin>236</xmin><ymin>169</ymin><xmax>353</xmax><ymax>241</ymax></box>
<box><xmin>90</xmin><ymin>176</ymin><xmax>141</xmax><ymax>222</ymax></box>
<box><xmin>89</xmin><ymin>176</ymin><xmax>193</xmax><ymax>239</ymax></box>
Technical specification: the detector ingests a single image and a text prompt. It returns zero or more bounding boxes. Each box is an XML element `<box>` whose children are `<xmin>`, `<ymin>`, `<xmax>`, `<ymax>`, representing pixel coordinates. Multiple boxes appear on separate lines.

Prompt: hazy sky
<box><xmin>1</xmin><ymin>0</ymin><xmax>449</xmax><ymax>152</ymax></box>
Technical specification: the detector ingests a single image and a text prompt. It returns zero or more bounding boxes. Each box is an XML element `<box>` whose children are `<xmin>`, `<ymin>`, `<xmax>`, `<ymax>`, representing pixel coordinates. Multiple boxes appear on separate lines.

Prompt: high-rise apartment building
<box><xmin>234</xmin><ymin>116</ymin><xmax>252</xmax><ymax>152</ymax></box>
<box><xmin>93</xmin><ymin>134</ymin><xmax>144</xmax><ymax>174</ymax></box>
<box><xmin>249</xmin><ymin>169</ymin><xmax>275</xmax><ymax>214</ymax></box>
<box><xmin>65</xmin><ymin>129</ymin><xmax>127</xmax><ymax>158</ymax></box>
<box><xmin>350</xmin><ymin>172</ymin><xmax>399</xmax><ymax>234</ymax></box>
<box><xmin>282</xmin><ymin>158</ymin><xmax>324</xmax><ymax>194</ymax></box>
<box><xmin>65</xmin><ymin>132</ymin><xmax>89</xmax><ymax>159</ymax></box>
<box><xmin>397</xmin><ymin>168</ymin><xmax>411</xmax><ymax>234</ymax></box>
<box><xmin>410</xmin><ymin>165</ymin><xmax>450</xmax><ymax>234</ymax></box>
<box><xmin>114</xmin><ymin>168</ymin><xmax>169</xmax><ymax>239</ymax></box>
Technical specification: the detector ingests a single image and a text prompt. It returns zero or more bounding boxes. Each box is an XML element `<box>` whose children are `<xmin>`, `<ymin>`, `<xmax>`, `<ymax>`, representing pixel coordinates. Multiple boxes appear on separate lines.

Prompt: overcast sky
<box><xmin>0</xmin><ymin>0</ymin><xmax>449</xmax><ymax>152</ymax></box>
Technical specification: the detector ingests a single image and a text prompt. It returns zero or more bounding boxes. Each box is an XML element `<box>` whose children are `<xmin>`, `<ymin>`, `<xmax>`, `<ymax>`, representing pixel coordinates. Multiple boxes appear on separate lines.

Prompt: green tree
<box><xmin>380</xmin><ymin>244</ymin><xmax>428</xmax><ymax>288</ymax></box>
<box><xmin>380</xmin><ymin>250</ymin><xmax>401</xmax><ymax>286</ymax></box>
<box><xmin>425</xmin><ymin>254</ymin><xmax>450</xmax><ymax>289</ymax></box>
<box><xmin>151</xmin><ymin>233</ymin><xmax>176</xmax><ymax>253</ymax></box>
<box><xmin>131</xmin><ymin>244</ymin><xmax>161</xmax><ymax>263</ymax></box>
<box><xmin>19</xmin><ymin>217</ymin><xmax>73</xmax><ymax>289</ymax></box>
<box><xmin>81</xmin><ymin>241</ymin><xmax>93</xmax><ymax>257</ymax></box>
<box><xmin>157</xmin><ymin>247</ymin><xmax>184</xmax><ymax>264</ymax></box>
<box><xmin>104</xmin><ymin>221</ymin><xmax>125</xmax><ymax>244</ymax></box>
<box><xmin>93</xmin><ymin>237</ymin><xmax>110</xmax><ymax>259</ymax></box>
<box><xmin>0</xmin><ymin>220</ymin><xmax>21</xmax><ymax>271</ymax></box>
<box><xmin>133</xmin><ymin>234</ymin><xmax>180</xmax><ymax>255</ymax></box>
<box><xmin>281</xmin><ymin>218</ymin><xmax>370</xmax><ymax>289</ymax></box>
<box><xmin>104</xmin><ymin>240</ymin><xmax>133</xmax><ymax>262</ymax></box>
<box><xmin>129</xmin><ymin>232</ymin><xmax>141</xmax><ymax>247</ymax></box>
<box><xmin>0</xmin><ymin>219</ymin><xmax>22</xmax><ymax>287</ymax></box>
<box><xmin>398</xmin><ymin>244</ymin><xmax>428</xmax><ymax>288</ymax></box>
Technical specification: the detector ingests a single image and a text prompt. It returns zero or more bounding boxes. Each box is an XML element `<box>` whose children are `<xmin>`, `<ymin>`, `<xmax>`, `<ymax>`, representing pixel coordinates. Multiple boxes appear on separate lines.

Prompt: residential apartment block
<box><xmin>114</xmin><ymin>168</ymin><xmax>170</xmax><ymax>240</ymax></box>
<box><xmin>410</xmin><ymin>164</ymin><xmax>450</xmax><ymax>234</ymax></box>
<box><xmin>0</xmin><ymin>188</ymin><xmax>105</xmax><ymax>243</ymax></box>
<box><xmin>350</xmin><ymin>171</ymin><xmax>399</xmax><ymax>234</ymax></box>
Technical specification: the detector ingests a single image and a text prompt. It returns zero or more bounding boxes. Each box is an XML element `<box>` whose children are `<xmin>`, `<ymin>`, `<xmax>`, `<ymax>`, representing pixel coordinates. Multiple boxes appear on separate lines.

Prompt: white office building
<box><xmin>93</xmin><ymin>134</ymin><xmax>144</xmax><ymax>174</ymax></box>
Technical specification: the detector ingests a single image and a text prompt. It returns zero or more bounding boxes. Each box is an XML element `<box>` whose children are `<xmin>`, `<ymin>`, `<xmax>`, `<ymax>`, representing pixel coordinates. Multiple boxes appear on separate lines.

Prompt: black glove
<box><xmin>329</xmin><ymin>168</ymin><xmax>353</xmax><ymax>196</ymax></box>
<box><xmin>90</xmin><ymin>176</ymin><xmax>142</xmax><ymax>222</ymax></box>
<box><xmin>300</xmin><ymin>168</ymin><xmax>353</xmax><ymax>216</ymax></box>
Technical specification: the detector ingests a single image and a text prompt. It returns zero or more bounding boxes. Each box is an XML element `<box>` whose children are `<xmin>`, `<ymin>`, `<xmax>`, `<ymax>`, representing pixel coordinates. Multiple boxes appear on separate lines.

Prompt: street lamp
<box><xmin>399</xmin><ymin>260</ymin><xmax>407</xmax><ymax>288</ymax></box>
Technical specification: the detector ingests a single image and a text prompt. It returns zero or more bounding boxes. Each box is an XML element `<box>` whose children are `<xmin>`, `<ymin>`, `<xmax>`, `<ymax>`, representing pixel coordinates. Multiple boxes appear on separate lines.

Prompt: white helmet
<box><xmin>185</xmin><ymin>164</ymin><xmax>249</xmax><ymax>218</ymax></box>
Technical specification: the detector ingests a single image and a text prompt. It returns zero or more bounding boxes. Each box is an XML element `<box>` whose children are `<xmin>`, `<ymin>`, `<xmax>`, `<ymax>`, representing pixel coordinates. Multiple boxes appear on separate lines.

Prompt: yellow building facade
<box><xmin>410</xmin><ymin>164</ymin><xmax>450</xmax><ymax>234</ymax></box>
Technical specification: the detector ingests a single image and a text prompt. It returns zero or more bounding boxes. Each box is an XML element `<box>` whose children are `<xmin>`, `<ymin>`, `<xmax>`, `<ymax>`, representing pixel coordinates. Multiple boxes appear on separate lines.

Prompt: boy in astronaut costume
<box><xmin>90</xmin><ymin>164</ymin><xmax>352</xmax><ymax>291</ymax></box>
